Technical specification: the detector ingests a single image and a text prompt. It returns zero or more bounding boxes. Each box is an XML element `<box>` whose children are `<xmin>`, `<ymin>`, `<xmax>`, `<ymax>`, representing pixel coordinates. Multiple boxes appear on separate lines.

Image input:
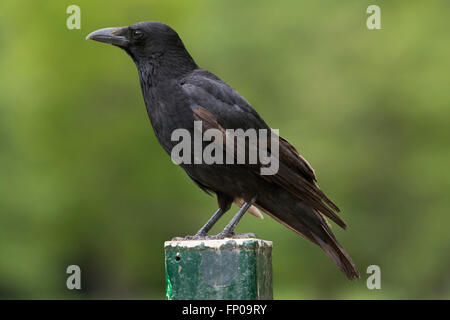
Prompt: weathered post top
<box><xmin>165</xmin><ymin>238</ymin><xmax>273</xmax><ymax>300</ymax></box>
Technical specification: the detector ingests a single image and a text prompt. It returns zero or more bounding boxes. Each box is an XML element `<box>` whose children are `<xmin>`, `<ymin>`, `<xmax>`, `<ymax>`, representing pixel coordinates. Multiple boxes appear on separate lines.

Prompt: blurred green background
<box><xmin>0</xmin><ymin>0</ymin><xmax>449</xmax><ymax>299</ymax></box>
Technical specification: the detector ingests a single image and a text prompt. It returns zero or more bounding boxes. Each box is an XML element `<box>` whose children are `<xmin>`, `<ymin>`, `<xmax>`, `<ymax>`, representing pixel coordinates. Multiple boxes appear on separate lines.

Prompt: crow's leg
<box><xmin>194</xmin><ymin>208</ymin><xmax>226</xmax><ymax>236</ymax></box>
<box><xmin>172</xmin><ymin>208</ymin><xmax>227</xmax><ymax>241</ymax></box>
<box><xmin>214</xmin><ymin>198</ymin><xmax>255</xmax><ymax>238</ymax></box>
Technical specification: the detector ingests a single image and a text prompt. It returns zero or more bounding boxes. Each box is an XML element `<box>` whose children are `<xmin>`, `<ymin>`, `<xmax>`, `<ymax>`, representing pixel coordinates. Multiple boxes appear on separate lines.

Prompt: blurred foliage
<box><xmin>0</xmin><ymin>0</ymin><xmax>449</xmax><ymax>299</ymax></box>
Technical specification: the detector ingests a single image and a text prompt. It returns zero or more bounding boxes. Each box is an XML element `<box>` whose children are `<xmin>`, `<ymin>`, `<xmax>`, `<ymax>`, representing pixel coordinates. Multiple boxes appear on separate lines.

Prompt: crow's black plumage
<box><xmin>86</xmin><ymin>21</ymin><xmax>360</xmax><ymax>280</ymax></box>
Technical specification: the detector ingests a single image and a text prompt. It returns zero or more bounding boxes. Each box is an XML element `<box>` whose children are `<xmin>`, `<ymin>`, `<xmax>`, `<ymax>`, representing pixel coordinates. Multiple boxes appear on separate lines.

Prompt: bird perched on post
<box><xmin>86</xmin><ymin>21</ymin><xmax>360</xmax><ymax>280</ymax></box>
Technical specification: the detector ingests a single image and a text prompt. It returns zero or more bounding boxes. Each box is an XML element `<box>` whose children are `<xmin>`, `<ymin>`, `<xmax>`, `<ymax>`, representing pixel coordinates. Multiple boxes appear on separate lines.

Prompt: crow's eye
<box><xmin>131</xmin><ymin>29</ymin><xmax>143</xmax><ymax>39</ymax></box>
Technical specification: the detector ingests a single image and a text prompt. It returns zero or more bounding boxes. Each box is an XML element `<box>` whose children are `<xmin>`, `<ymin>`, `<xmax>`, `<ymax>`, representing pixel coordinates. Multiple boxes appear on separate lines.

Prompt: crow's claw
<box><xmin>210</xmin><ymin>232</ymin><xmax>257</xmax><ymax>239</ymax></box>
<box><xmin>171</xmin><ymin>232</ymin><xmax>256</xmax><ymax>241</ymax></box>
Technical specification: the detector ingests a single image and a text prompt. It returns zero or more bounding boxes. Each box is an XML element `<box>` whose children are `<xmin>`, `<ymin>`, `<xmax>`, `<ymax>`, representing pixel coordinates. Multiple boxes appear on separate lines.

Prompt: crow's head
<box><xmin>86</xmin><ymin>21</ymin><xmax>196</xmax><ymax>71</ymax></box>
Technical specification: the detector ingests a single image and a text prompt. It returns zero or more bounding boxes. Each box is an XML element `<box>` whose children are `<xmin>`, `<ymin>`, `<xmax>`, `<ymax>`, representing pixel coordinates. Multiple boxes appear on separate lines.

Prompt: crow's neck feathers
<box><xmin>133</xmin><ymin>46</ymin><xmax>198</xmax><ymax>89</ymax></box>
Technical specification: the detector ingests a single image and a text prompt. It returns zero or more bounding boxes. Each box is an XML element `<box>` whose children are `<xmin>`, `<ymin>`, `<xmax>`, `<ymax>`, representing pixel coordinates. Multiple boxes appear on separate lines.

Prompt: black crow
<box><xmin>86</xmin><ymin>22</ymin><xmax>360</xmax><ymax>280</ymax></box>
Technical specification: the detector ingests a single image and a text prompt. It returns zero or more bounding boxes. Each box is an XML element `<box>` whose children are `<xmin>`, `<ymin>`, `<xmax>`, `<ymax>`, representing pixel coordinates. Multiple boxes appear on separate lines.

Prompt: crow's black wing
<box><xmin>181</xmin><ymin>69</ymin><xmax>317</xmax><ymax>182</ymax></box>
<box><xmin>180</xmin><ymin>69</ymin><xmax>345</xmax><ymax>228</ymax></box>
<box><xmin>181</xmin><ymin>69</ymin><xmax>269</xmax><ymax>131</ymax></box>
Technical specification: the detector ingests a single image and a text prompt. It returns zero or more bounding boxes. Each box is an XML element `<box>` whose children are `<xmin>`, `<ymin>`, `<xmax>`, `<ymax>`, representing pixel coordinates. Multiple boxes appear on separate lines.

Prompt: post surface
<box><xmin>165</xmin><ymin>238</ymin><xmax>273</xmax><ymax>300</ymax></box>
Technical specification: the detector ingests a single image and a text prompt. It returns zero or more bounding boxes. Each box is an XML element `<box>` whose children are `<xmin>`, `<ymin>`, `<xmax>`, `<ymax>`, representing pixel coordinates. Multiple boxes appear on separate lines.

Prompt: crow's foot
<box><xmin>171</xmin><ymin>233</ymin><xmax>215</xmax><ymax>241</ymax></box>
<box><xmin>171</xmin><ymin>232</ymin><xmax>256</xmax><ymax>241</ymax></box>
<box><xmin>210</xmin><ymin>231</ymin><xmax>257</xmax><ymax>239</ymax></box>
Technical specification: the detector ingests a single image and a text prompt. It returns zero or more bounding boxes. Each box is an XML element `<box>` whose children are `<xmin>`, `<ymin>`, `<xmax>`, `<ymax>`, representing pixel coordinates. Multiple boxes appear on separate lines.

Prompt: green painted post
<box><xmin>165</xmin><ymin>238</ymin><xmax>273</xmax><ymax>300</ymax></box>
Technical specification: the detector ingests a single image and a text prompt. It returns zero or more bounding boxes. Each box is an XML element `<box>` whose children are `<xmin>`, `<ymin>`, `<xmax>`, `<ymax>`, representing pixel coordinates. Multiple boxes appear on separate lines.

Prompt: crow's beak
<box><xmin>86</xmin><ymin>27</ymin><xmax>129</xmax><ymax>47</ymax></box>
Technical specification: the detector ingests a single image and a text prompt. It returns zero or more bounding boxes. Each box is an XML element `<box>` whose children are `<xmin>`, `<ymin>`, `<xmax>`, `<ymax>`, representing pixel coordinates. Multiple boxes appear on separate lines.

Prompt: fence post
<box><xmin>165</xmin><ymin>238</ymin><xmax>273</xmax><ymax>300</ymax></box>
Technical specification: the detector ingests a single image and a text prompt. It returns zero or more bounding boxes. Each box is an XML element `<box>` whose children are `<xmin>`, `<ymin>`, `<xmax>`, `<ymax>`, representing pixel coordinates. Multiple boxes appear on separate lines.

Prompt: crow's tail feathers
<box><xmin>312</xmin><ymin>224</ymin><xmax>360</xmax><ymax>280</ymax></box>
<box><xmin>256</xmin><ymin>190</ymin><xmax>360</xmax><ymax>281</ymax></box>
